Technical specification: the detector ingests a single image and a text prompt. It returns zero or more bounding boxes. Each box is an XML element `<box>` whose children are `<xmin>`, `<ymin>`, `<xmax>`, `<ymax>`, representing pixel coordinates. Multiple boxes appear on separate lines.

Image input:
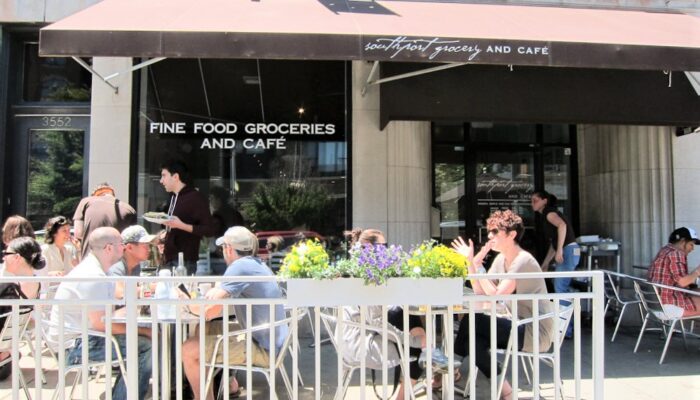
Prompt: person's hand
<box><xmin>204</xmin><ymin>287</ymin><xmax>228</xmax><ymax>300</ymax></box>
<box><xmin>451</xmin><ymin>236</ymin><xmax>474</xmax><ymax>260</ymax></box>
<box><xmin>473</xmin><ymin>241</ymin><xmax>493</xmax><ymax>267</ymax></box>
<box><xmin>555</xmin><ymin>248</ymin><xmax>564</xmax><ymax>264</ymax></box>
<box><xmin>162</xmin><ymin>215</ymin><xmax>186</xmax><ymax>231</ymax></box>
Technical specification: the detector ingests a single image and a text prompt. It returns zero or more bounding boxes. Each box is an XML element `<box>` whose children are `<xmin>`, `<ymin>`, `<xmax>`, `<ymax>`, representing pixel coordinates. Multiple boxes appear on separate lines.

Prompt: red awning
<box><xmin>39</xmin><ymin>0</ymin><xmax>700</xmax><ymax>70</ymax></box>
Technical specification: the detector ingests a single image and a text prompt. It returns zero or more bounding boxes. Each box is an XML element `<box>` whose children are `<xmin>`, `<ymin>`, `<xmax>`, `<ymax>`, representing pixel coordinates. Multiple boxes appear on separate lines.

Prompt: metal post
<box><xmin>126</xmin><ymin>279</ymin><xmax>140</xmax><ymax>400</ymax></box>
<box><xmin>591</xmin><ymin>272</ymin><xmax>605</xmax><ymax>400</ymax></box>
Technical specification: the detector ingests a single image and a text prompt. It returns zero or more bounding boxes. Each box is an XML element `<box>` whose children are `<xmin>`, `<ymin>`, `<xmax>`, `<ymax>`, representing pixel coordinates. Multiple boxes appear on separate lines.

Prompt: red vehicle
<box><xmin>255</xmin><ymin>230</ymin><xmax>325</xmax><ymax>261</ymax></box>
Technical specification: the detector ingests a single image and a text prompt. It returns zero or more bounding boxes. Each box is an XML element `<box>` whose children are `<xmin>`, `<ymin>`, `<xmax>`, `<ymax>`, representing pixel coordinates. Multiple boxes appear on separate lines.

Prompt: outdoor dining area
<box><xmin>0</xmin><ymin>212</ymin><xmax>698</xmax><ymax>399</ymax></box>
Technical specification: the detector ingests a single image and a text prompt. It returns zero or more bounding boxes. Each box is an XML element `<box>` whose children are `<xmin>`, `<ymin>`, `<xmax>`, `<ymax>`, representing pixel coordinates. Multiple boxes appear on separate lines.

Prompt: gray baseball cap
<box><xmin>121</xmin><ymin>225</ymin><xmax>156</xmax><ymax>244</ymax></box>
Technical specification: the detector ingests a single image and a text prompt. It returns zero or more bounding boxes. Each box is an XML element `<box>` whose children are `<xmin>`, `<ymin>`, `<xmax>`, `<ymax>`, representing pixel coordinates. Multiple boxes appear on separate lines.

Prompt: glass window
<box><xmin>137</xmin><ymin>59</ymin><xmax>348</xmax><ymax>263</ymax></box>
<box><xmin>433</xmin><ymin>123</ymin><xmax>464</xmax><ymax>143</ymax></box>
<box><xmin>26</xmin><ymin>130</ymin><xmax>85</xmax><ymax>229</ymax></box>
<box><xmin>433</xmin><ymin>144</ymin><xmax>465</xmax><ymax>240</ymax></box>
<box><xmin>543</xmin><ymin>124</ymin><xmax>571</xmax><ymax>144</ymax></box>
<box><xmin>23</xmin><ymin>43</ymin><xmax>92</xmax><ymax>102</ymax></box>
<box><xmin>469</xmin><ymin>123</ymin><xmax>536</xmax><ymax>144</ymax></box>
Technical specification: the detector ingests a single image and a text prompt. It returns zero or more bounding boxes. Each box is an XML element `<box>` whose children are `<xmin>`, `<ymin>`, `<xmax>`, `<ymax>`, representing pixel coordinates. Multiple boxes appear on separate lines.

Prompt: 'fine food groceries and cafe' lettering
<box><xmin>149</xmin><ymin>122</ymin><xmax>337</xmax><ymax>150</ymax></box>
<box><xmin>363</xmin><ymin>36</ymin><xmax>550</xmax><ymax>63</ymax></box>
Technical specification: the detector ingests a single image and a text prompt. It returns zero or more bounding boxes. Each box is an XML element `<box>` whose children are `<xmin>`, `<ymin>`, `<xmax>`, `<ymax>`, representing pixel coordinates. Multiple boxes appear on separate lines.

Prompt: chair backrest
<box><xmin>0</xmin><ymin>310</ymin><xmax>32</xmax><ymax>352</ymax></box>
<box><xmin>603</xmin><ymin>272</ymin><xmax>619</xmax><ymax>301</ymax></box>
<box><xmin>554</xmin><ymin>304</ymin><xmax>575</xmax><ymax>348</ymax></box>
<box><xmin>633</xmin><ymin>281</ymin><xmax>674</xmax><ymax>322</ymax></box>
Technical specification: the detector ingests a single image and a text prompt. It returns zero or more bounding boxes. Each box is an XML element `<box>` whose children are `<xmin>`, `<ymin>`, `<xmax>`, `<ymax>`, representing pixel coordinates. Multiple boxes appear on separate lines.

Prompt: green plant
<box><xmin>403</xmin><ymin>240</ymin><xmax>469</xmax><ymax>278</ymax></box>
<box><xmin>279</xmin><ymin>239</ymin><xmax>331</xmax><ymax>279</ymax></box>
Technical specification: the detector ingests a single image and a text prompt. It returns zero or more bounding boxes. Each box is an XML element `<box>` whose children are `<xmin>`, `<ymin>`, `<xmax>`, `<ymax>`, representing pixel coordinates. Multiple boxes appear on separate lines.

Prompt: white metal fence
<box><xmin>0</xmin><ymin>271</ymin><xmax>605</xmax><ymax>400</ymax></box>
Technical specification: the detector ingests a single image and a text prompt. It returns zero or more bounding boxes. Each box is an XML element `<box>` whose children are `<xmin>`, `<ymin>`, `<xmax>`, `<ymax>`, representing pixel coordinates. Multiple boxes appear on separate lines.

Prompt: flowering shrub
<box><xmin>351</xmin><ymin>243</ymin><xmax>405</xmax><ymax>285</ymax></box>
<box><xmin>403</xmin><ymin>240</ymin><xmax>469</xmax><ymax>278</ymax></box>
<box><xmin>279</xmin><ymin>239</ymin><xmax>330</xmax><ymax>279</ymax></box>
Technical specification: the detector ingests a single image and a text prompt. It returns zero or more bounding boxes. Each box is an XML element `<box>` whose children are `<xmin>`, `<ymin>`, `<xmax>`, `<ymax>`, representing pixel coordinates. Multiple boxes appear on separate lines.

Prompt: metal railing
<box><xmin>0</xmin><ymin>271</ymin><xmax>605</xmax><ymax>400</ymax></box>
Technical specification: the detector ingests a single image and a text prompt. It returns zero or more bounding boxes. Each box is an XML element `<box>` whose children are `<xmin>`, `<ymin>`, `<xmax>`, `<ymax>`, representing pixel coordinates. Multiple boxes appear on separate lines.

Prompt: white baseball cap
<box><xmin>215</xmin><ymin>226</ymin><xmax>255</xmax><ymax>251</ymax></box>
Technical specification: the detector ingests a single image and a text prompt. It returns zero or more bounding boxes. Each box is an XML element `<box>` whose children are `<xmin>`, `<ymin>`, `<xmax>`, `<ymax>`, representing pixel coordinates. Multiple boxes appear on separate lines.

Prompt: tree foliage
<box><xmin>242</xmin><ymin>181</ymin><xmax>331</xmax><ymax>232</ymax></box>
<box><xmin>26</xmin><ymin>131</ymin><xmax>84</xmax><ymax>229</ymax></box>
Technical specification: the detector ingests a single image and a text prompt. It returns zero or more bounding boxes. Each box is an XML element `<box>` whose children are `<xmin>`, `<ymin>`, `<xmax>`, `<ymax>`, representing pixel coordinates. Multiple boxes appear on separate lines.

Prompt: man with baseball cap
<box><xmin>109</xmin><ymin>225</ymin><xmax>156</xmax><ymax>298</ymax></box>
<box><xmin>181</xmin><ymin>226</ymin><xmax>287</xmax><ymax>399</ymax></box>
<box><xmin>648</xmin><ymin>227</ymin><xmax>700</xmax><ymax>317</ymax></box>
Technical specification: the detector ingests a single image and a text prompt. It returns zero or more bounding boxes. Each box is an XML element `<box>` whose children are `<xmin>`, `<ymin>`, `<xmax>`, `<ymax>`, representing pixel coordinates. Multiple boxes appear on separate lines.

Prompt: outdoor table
<box><xmin>113</xmin><ymin>308</ymin><xmax>199</xmax><ymax>400</ymax></box>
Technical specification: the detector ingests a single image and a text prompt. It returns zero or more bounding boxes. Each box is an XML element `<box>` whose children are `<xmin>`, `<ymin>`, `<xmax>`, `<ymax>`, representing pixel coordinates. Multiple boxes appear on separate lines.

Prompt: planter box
<box><xmin>286</xmin><ymin>277</ymin><xmax>464</xmax><ymax>307</ymax></box>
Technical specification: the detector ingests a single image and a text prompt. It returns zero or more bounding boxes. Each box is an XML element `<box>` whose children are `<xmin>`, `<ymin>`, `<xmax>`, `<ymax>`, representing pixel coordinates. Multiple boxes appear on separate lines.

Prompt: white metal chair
<box><xmin>603</xmin><ymin>272</ymin><xmax>643</xmax><ymax>342</ymax></box>
<box><xmin>508</xmin><ymin>303</ymin><xmax>575</xmax><ymax>400</ymax></box>
<box><xmin>319</xmin><ymin>307</ymin><xmax>416</xmax><ymax>400</ymax></box>
<box><xmin>0</xmin><ymin>308</ymin><xmax>34</xmax><ymax>399</ymax></box>
<box><xmin>633</xmin><ymin>281</ymin><xmax>700</xmax><ymax>364</ymax></box>
<box><xmin>41</xmin><ymin>288</ymin><xmax>128</xmax><ymax>400</ymax></box>
<box><xmin>459</xmin><ymin>303</ymin><xmax>574</xmax><ymax>400</ymax></box>
<box><xmin>203</xmin><ymin>308</ymin><xmax>306</xmax><ymax>400</ymax></box>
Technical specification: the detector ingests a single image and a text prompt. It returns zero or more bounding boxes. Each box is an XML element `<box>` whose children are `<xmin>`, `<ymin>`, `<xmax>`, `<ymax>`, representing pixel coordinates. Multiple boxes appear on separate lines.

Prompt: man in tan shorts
<box><xmin>181</xmin><ymin>226</ymin><xmax>287</xmax><ymax>399</ymax></box>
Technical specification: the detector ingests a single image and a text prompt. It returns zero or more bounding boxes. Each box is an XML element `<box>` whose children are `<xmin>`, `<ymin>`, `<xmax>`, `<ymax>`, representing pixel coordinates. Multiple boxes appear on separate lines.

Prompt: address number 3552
<box><xmin>41</xmin><ymin>116</ymin><xmax>72</xmax><ymax>128</ymax></box>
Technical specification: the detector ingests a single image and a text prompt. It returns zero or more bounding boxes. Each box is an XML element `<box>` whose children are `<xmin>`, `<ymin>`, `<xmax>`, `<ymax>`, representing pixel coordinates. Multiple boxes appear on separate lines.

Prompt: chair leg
<box><xmin>278</xmin><ymin>363</ymin><xmax>295</xmax><ymax>399</ymax></box>
<box><xmin>679</xmin><ymin>320</ymin><xmax>689</xmax><ymax>351</ymax></box>
<box><xmin>659</xmin><ymin>320</ymin><xmax>678</xmax><ymax>364</ymax></box>
<box><xmin>19</xmin><ymin>369</ymin><xmax>32</xmax><ymax>400</ymax></box>
<box><xmin>611</xmin><ymin>303</ymin><xmax>628</xmax><ymax>342</ymax></box>
<box><xmin>634</xmin><ymin>315</ymin><xmax>649</xmax><ymax>353</ymax></box>
<box><xmin>521</xmin><ymin>356</ymin><xmax>531</xmax><ymax>385</ymax></box>
<box><xmin>68</xmin><ymin>370</ymin><xmax>81</xmax><ymax>400</ymax></box>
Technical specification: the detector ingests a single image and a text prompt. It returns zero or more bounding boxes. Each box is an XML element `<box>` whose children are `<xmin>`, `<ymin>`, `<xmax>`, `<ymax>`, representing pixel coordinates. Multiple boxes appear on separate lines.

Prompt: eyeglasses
<box><xmin>1</xmin><ymin>251</ymin><xmax>16</xmax><ymax>257</ymax></box>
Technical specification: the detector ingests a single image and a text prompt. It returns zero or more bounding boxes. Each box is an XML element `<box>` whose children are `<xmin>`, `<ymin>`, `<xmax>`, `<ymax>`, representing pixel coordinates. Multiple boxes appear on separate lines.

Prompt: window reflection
<box><xmin>23</xmin><ymin>43</ymin><xmax>91</xmax><ymax>102</ymax></box>
<box><xmin>137</xmin><ymin>59</ymin><xmax>348</xmax><ymax>260</ymax></box>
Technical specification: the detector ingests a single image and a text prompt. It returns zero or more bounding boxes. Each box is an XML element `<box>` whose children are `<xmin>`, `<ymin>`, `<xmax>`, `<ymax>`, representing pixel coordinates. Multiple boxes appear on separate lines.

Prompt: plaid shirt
<box><xmin>647</xmin><ymin>244</ymin><xmax>696</xmax><ymax>311</ymax></box>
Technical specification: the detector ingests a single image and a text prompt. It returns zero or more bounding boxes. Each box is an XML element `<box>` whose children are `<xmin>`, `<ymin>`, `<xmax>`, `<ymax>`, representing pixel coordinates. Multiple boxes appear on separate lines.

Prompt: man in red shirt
<box><xmin>647</xmin><ymin>227</ymin><xmax>700</xmax><ymax>317</ymax></box>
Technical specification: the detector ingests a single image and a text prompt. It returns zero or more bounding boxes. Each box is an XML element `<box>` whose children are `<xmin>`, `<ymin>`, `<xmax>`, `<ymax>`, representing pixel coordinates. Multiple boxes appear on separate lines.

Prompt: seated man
<box><xmin>182</xmin><ymin>226</ymin><xmax>287</xmax><ymax>400</ymax></box>
<box><xmin>109</xmin><ymin>225</ymin><xmax>156</xmax><ymax>299</ymax></box>
<box><xmin>48</xmin><ymin>227</ymin><xmax>153</xmax><ymax>400</ymax></box>
<box><xmin>647</xmin><ymin>227</ymin><xmax>700</xmax><ymax>317</ymax></box>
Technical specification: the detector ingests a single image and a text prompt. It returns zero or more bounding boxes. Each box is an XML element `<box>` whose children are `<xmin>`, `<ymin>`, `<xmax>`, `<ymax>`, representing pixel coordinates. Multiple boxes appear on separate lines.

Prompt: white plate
<box><xmin>143</xmin><ymin>215</ymin><xmax>171</xmax><ymax>224</ymax></box>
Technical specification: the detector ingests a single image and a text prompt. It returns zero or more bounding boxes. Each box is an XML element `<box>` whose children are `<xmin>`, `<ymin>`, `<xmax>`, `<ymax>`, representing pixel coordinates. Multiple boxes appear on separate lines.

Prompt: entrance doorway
<box><xmin>432</xmin><ymin>122</ymin><xmax>578</xmax><ymax>261</ymax></box>
<box><xmin>4</xmin><ymin>112</ymin><xmax>90</xmax><ymax>230</ymax></box>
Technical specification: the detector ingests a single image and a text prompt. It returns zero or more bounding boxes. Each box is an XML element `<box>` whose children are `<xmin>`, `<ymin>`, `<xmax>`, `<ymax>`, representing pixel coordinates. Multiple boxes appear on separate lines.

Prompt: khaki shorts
<box><xmin>201</xmin><ymin>321</ymin><xmax>270</xmax><ymax>367</ymax></box>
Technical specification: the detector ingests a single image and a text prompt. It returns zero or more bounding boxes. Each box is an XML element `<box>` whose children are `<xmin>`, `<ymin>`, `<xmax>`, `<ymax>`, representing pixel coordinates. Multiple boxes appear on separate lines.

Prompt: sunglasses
<box><xmin>487</xmin><ymin>228</ymin><xmax>501</xmax><ymax>236</ymax></box>
<box><xmin>2</xmin><ymin>250</ymin><xmax>17</xmax><ymax>257</ymax></box>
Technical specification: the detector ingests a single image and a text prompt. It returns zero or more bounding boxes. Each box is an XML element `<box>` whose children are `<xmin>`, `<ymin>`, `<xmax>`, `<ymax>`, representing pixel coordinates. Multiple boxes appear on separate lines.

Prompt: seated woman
<box><xmin>0</xmin><ymin>236</ymin><xmax>46</xmax><ymax>379</ymax></box>
<box><xmin>40</xmin><ymin>216</ymin><xmax>79</xmax><ymax>276</ymax></box>
<box><xmin>451</xmin><ymin>210</ymin><xmax>553</xmax><ymax>400</ymax></box>
<box><xmin>341</xmin><ymin>228</ymin><xmax>452</xmax><ymax>399</ymax></box>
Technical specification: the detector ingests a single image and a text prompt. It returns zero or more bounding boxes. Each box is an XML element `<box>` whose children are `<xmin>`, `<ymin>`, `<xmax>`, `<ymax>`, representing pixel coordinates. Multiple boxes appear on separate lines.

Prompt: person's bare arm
<box><xmin>676</xmin><ymin>266</ymin><xmax>700</xmax><ymax>288</ymax></box>
<box><xmin>546</xmin><ymin>212</ymin><xmax>568</xmax><ymax>264</ymax></box>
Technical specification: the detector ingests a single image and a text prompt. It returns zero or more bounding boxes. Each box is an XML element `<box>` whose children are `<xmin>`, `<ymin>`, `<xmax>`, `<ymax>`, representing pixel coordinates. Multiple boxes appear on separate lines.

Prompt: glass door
<box><xmin>6</xmin><ymin>114</ymin><xmax>89</xmax><ymax>229</ymax></box>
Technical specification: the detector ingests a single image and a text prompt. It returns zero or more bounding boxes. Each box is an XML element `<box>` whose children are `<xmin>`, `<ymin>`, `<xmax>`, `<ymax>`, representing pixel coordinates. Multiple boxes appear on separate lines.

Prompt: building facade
<box><xmin>2</xmin><ymin>0</ymin><xmax>700</xmax><ymax>271</ymax></box>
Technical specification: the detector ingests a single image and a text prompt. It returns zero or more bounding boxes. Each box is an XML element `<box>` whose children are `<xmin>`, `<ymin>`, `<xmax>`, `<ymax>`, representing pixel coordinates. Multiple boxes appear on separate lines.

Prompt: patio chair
<box><xmin>203</xmin><ymin>308</ymin><xmax>307</xmax><ymax>400</ymax></box>
<box><xmin>319</xmin><ymin>307</ymin><xmax>416</xmax><ymax>400</ymax></box>
<box><xmin>459</xmin><ymin>302</ymin><xmax>574</xmax><ymax>400</ymax></box>
<box><xmin>40</xmin><ymin>289</ymin><xmax>128</xmax><ymax>400</ymax></box>
<box><xmin>603</xmin><ymin>272</ymin><xmax>642</xmax><ymax>342</ymax></box>
<box><xmin>633</xmin><ymin>281</ymin><xmax>700</xmax><ymax>364</ymax></box>
<box><xmin>0</xmin><ymin>308</ymin><xmax>34</xmax><ymax>399</ymax></box>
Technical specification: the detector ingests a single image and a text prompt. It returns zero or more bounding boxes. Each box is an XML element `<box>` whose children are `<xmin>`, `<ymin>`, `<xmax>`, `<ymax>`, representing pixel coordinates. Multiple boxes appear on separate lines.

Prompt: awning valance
<box><xmin>39</xmin><ymin>0</ymin><xmax>700</xmax><ymax>71</ymax></box>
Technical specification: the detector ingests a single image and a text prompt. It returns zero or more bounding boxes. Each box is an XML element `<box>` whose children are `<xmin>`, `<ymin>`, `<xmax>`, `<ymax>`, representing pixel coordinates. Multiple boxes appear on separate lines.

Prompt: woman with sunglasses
<box><xmin>0</xmin><ymin>236</ymin><xmax>46</xmax><ymax>379</ymax></box>
<box><xmin>40</xmin><ymin>216</ymin><xmax>79</xmax><ymax>276</ymax></box>
<box><xmin>452</xmin><ymin>210</ymin><xmax>553</xmax><ymax>400</ymax></box>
